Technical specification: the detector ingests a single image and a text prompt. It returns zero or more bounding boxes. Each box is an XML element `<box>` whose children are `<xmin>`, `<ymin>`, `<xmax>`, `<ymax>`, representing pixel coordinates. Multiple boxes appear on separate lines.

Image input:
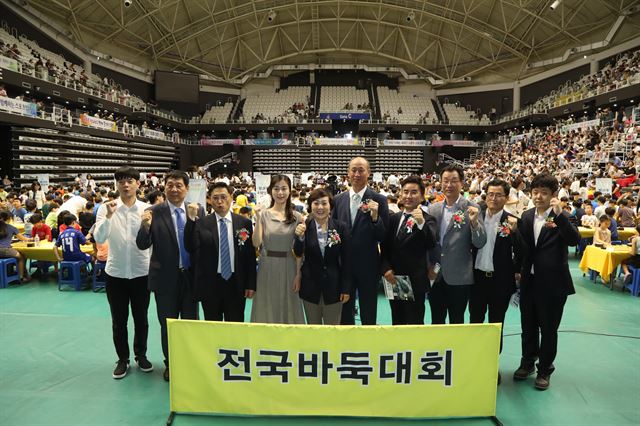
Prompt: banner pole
<box><xmin>490</xmin><ymin>415</ymin><xmax>503</xmax><ymax>426</ymax></box>
<box><xmin>166</xmin><ymin>411</ymin><xmax>176</xmax><ymax>426</ymax></box>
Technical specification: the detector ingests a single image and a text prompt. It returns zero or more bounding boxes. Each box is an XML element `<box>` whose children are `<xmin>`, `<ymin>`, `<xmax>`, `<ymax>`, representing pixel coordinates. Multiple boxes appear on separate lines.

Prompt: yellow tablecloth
<box><xmin>579</xmin><ymin>227</ymin><xmax>638</xmax><ymax>241</ymax></box>
<box><xmin>9</xmin><ymin>222</ymin><xmax>25</xmax><ymax>234</ymax></box>
<box><xmin>578</xmin><ymin>245</ymin><xmax>634</xmax><ymax>282</ymax></box>
<box><xmin>12</xmin><ymin>241</ymin><xmax>94</xmax><ymax>262</ymax></box>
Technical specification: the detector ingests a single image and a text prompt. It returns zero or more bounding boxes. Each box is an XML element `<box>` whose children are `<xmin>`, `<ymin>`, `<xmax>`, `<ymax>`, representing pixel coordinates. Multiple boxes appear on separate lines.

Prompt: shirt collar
<box><xmin>535</xmin><ymin>207</ymin><xmax>553</xmax><ymax>219</ymax></box>
<box><xmin>215</xmin><ymin>210</ymin><xmax>233</xmax><ymax>223</ymax></box>
<box><xmin>349</xmin><ymin>187</ymin><xmax>367</xmax><ymax>199</ymax></box>
<box><xmin>168</xmin><ymin>200</ymin><xmax>186</xmax><ymax>214</ymax></box>
<box><xmin>486</xmin><ymin>209</ymin><xmax>504</xmax><ymax>221</ymax></box>
<box><xmin>444</xmin><ymin>195</ymin><xmax>462</xmax><ymax>209</ymax></box>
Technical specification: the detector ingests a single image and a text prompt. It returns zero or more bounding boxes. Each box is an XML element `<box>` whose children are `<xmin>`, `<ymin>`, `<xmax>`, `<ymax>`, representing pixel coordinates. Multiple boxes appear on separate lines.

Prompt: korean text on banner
<box><xmin>168</xmin><ymin>320</ymin><xmax>500</xmax><ymax>419</ymax></box>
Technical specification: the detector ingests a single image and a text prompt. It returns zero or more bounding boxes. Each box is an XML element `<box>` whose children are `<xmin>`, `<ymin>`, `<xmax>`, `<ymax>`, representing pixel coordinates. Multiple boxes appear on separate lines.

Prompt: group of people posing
<box><xmin>87</xmin><ymin>158</ymin><xmax>583</xmax><ymax>393</ymax></box>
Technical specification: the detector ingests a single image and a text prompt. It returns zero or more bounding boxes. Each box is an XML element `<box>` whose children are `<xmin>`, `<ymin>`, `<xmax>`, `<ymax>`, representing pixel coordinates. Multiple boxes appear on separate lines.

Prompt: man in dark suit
<box><xmin>470</xmin><ymin>179</ymin><xmax>521</xmax><ymax>385</ymax></box>
<box><xmin>136</xmin><ymin>170</ymin><xmax>201</xmax><ymax>382</ymax></box>
<box><xmin>427</xmin><ymin>164</ymin><xmax>486</xmax><ymax>324</ymax></box>
<box><xmin>184</xmin><ymin>182</ymin><xmax>256</xmax><ymax>323</ymax></box>
<box><xmin>513</xmin><ymin>173</ymin><xmax>580</xmax><ymax>391</ymax></box>
<box><xmin>381</xmin><ymin>175</ymin><xmax>437</xmax><ymax>325</ymax></box>
<box><xmin>332</xmin><ymin>157</ymin><xmax>389</xmax><ymax>325</ymax></box>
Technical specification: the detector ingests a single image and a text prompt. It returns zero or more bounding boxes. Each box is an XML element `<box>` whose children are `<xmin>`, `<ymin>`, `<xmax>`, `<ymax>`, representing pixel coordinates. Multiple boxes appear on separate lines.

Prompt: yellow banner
<box><xmin>168</xmin><ymin>320</ymin><xmax>500</xmax><ymax>419</ymax></box>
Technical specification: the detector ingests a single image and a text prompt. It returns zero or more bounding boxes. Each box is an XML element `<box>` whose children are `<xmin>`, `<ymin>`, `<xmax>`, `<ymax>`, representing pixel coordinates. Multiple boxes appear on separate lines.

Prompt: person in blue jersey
<box><xmin>54</xmin><ymin>214</ymin><xmax>92</xmax><ymax>264</ymax></box>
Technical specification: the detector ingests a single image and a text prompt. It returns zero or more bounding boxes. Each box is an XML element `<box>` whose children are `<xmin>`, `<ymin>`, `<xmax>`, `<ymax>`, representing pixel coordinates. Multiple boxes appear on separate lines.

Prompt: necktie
<box><xmin>219</xmin><ymin>218</ymin><xmax>232</xmax><ymax>280</ymax></box>
<box><xmin>351</xmin><ymin>193</ymin><xmax>361</xmax><ymax>225</ymax></box>
<box><xmin>175</xmin><ymin>208</ymin><xmax>190</xmax><ymax>269</ymax></box>
<box><xmin>398</xmin><ymin>213</ymin><xmax>411</xmax><ymax>237</ymax></box>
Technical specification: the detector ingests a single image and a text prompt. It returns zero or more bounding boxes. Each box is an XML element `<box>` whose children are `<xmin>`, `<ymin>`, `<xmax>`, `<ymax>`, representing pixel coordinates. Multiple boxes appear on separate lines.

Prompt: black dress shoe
<box><xmin>164</xmin><ymin>367</ymin><xmax>170</xmax><ymax>382</ymax></box>
<box><xmin>534</xmin><ymin>374</ymin><xmax>550</xmax><ymax>390</ymax></box>
<box><xmin>513</xmin><ymin>366</ymin><xmax>535</xmax><ymax>380</ymax></box>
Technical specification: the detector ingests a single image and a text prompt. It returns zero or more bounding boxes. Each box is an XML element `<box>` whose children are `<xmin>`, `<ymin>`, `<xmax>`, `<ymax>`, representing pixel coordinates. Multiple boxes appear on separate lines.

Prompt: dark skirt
<box><xmin>622</xmin><ymin>254</ymin><xmax>640</xmax><ymax>269</ymax></box>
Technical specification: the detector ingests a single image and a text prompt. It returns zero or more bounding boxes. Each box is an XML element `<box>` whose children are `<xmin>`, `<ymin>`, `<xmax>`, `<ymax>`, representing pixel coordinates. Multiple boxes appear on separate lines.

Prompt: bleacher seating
<box><xmin>201</xmin><ymin>103</ymin><xmax>233</xmax><ymax>124</ymax></box>
<box><xmin>377</xmin><ymin>87</ymin><xmax>438</xmax><ymax>124</ymax></box>
<box><xmin>241</xmin><ymin>86</ymin><xmax>310</xmax><ymax>123</ymax></box>
<box><xmin>442</xmin><ymin>103</ymin><xmax>490</xmax><ymax>125</ymax></box>
<box><xmin>319</xmin><ymin>86</ymin><xmax>369</xmax><ymax>113</ymax></box>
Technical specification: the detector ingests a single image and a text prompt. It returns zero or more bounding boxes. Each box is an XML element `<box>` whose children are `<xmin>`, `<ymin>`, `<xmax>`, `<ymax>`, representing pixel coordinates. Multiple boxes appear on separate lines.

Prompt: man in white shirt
<box><xmin>94</xmin><ymin>167</ymin><xmax>152</xmax><ymax>380</ymax></box>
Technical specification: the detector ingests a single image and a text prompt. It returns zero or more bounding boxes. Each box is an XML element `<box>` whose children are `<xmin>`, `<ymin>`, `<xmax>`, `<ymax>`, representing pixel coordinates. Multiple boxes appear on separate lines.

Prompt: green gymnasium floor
<box><xmin>1</xmin><ymin>259</ymin><xmax>639</xmax><ymax>426</ymax></box>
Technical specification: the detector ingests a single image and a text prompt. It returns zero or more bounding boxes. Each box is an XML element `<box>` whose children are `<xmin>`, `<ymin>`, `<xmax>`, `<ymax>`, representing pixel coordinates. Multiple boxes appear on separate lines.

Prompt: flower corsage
<box><xmin>359</xmin><ymin>199</ymin><xmax>371</xmax><ymax>213</ymax></box>
<box><xmin>497</xmin><ymin>221</ymin><xmax>511</xmax><ymax>237</ymax></box>
<box><xmin>544</xmin><ymin>216</ymin><xmax>557</xmax><ymax>228</ymax></box>
<box><xmin>452</xmin><ymin>210</ymin><xmax>466</xmax><ymax>229</ymax></box>
<box><xmin>236</xmin><ymin>228</ymin><xmax>250</xmax><ymax>245</ymax></box>
<box><xmin>327</xmin><ymin>229</ymin><xmax>341</xmax><ymax>247</ymax></box>
<box><xmin>405</xmin><ymin>217</ymin><xmax>416</xmax><ymax>233</ymax></box>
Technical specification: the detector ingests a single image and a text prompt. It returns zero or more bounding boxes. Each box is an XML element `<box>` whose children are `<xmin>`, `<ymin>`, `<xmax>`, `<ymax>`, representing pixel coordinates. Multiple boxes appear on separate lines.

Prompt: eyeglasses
<box><xmin>442</xmin><ymin>179</ymin><xmax>461</xmax><ymax>186</ymax></box>
<box><xmin>486</xmin><ymin>193</ymin><xmax>506</xmax><ymax>199</ymax></box>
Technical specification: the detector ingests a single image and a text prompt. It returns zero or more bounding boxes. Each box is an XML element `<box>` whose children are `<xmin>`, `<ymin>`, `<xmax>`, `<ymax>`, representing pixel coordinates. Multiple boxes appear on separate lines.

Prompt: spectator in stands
<box><xmin>94</xmin><ymin>166</ymin><xmax>153</xmax><ymax>380</ymax></box>
<box><xmin>30</xmin><ymin>213</ymin><xmax>51</xmax><ymax>242</ymax></box>
<box><xmin>251</xmin><ymin>175</ymin><xmax>305</xmax><ymax>324</ymax></box>
<box><xmin>54</xmin><ymin>214</ymin><xmax>92</xmax><ymax>265</ymax></box>
<box><xmin>0</xmin><ymin>210</ymin><xmax>31</xmax><ymax>282</ymax></box>
<box><xmin>146</xmin><ymin>190</ymin><xmax>165</xmax><ymax>205</ymax></box>
<box><xmin>0</xmin><ymin>85</ymin><xmax>6</xmax><ymax>97</ymax></box>
<box><xmin>2</xmin><ymin>175</ymin><xmax>12</xmax><ymax>188</ymax></box>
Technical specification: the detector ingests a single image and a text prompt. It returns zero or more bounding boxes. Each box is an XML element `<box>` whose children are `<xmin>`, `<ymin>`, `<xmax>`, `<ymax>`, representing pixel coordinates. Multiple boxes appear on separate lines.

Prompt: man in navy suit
<box><xmin>381</xmin><ymin>175</ymin><xmax>437</xmax><ymax>325</ymax></box>
<box><xmin>136</xmin><ymin>170</ymin><xmax>202</xmax><ymax>382</ymax></box>
<box><xmin>184</xmin><ymin>182</ymin><xmax>257</xmax><ymax>323</ymax></box>
<box><xmin>513</xmin><ymin>173</ymin><xmax>580</xmax><ymax>391</ymax></box>
<box><xmin>332</xmin><ymin>157</ymin><xmax>389</xmax><ymax>325</ymax></box>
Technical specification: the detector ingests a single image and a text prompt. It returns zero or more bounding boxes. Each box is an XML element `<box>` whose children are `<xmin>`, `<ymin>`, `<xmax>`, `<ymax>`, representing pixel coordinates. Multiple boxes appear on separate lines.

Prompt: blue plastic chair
<box><xmin>0</xmin><ymin>258</ymin><xmax>20</xmax><ymax>288</ymax></box>
<box><xmin>92</xmin><ymin>261</ymin><xmax>107</xmax><ymax>292</ymax></box>
<box><xmin>626</xmin><ymin>266</ymin><xmax>640</xmax><ymax>297</ymax></box>
<box><xmin>58</xmin><ymin>261</ymin><xmax>89</xmax><ymax>291</ymax></box>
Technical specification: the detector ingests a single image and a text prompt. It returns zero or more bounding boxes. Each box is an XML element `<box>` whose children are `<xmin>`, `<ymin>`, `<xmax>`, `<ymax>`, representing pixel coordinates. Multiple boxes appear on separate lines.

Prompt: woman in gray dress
<box><xmin>250</xmin><ymin>175</ymin><xmax>305</xmax><ymax>324</ymax></box>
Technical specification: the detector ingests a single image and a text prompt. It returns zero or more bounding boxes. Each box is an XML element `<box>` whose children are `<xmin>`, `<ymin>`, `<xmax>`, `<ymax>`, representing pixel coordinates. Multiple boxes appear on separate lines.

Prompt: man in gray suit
<box><xmin>136</xmin><ymin>170</ymin><xmax>203</xmax><ymax>382</ymax></box>
<box><xmin>428</xmin><ymin>164</ymin><xmax>486</xmax><ymax>324</ymax></box>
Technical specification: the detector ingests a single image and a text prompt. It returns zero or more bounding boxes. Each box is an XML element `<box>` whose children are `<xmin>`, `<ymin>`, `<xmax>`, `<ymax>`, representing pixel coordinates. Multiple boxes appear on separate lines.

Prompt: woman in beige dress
<box><xmin>250</xmin><ymin>175</ymin><xmax>305</xmax><ymax>324</ymax></box>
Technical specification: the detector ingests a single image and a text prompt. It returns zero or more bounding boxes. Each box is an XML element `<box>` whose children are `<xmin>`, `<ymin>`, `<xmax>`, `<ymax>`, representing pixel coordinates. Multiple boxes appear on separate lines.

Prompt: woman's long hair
<box><xmin>267</xmin><ymin>175</ymin><xmax>295</xmax><ymax>224</ymax></box>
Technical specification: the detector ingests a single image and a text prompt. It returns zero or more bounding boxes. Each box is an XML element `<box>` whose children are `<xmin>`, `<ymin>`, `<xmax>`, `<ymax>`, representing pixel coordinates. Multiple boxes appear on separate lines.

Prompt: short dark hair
<box><xmin>209</xmin><ymin>182</ymin><xmax>233</xmax><ymax>195</ymax></box>
<box><xmin>165</xmin><ymin>170</ymin><xmax>190</xmax><ymax>186</ymax></box>
<box><xmin>605</xmin><ymin>207</ymin><xmax>616</xmax><ymax>216</ymax></box>
<box><xmin>597</xmin><ymin>196</ymin><xmax>606</xmax><ymax>203</ymax></box>
<box><xmin>530</xmin><ymin>173</ymin><xmax>558</xmax><ymax>193</ymax></box>
<box><xmin>486</xmin><ymin>179</ymin><xmax>510</xmax><ymax>196</ymax></box>
<box><xmin>511</xmin><ymin>178</ymin><xmax>523</xmax><ymax>189</ymax></box>
<box><xmin>114</xmin><ymin>166</ymin><xmax>140</xmax><ymax>181</ymax></box>
<box><xmin>25</xmin><ymin>199</ymin><xmax>37</xmax><ymax>211</ymax></box>
<box><xmin>400</xmin><ymin>175</ymin><xmax>425</xmax><ymax>194</ymax></box>
<box><xmin>239</xmin><ymin>206</ymin><xmax>251</xmax><ymax>215</ymax></box>
<box><xmin>63</xmin><ymin>214</ymin><xmax>77</xmax><ymax>226</ymax></box>
<box><xmin>147</xmin><ymin>190</ymin><xmax>164</xmax><ymax>204</ymax></box>
<box><xmin>440</xmin><ymin>164</ymin><xmax>464</xmax><ymax>182</ymax></box>
<box><xmin>599</xmin><ymin>214</ymin><xmax>611</xmax><ymax>223</ymax></box>
<box><xmin>306</xmin><ymin>188</ymin><xmax>334</xmax><ymax>214</ymax></box>
<box><xmin>29</xmin><ymin>213</ymin><xmax>43</xmax><ymax>224</ymax></box>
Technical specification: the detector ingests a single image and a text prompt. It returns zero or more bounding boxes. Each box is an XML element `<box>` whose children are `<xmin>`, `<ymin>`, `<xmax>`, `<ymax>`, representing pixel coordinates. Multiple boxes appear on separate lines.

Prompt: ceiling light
<box><xmin>550</xmin><ymin>0</ymin><xmax>561</xmax><ymax>10</ymax></box>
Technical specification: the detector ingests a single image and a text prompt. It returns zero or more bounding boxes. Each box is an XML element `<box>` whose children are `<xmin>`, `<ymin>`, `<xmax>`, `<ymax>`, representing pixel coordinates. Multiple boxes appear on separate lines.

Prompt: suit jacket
<box><xmin>184</xmin><ymin>212</ymin><xmax>257</xmax><ymax>302</ymax></box>
<box><xmin>427</xmin><ymin>197</ymin><xmax>487</xmax><ymax>285</ymax></box>
<box><xmin>380</xmin><ymin>210</ymin><xmax>437</xmax><ymax>294</ymax></box>
<box><xmin>517</xmin><ymin>208</ymin><xmax>580</xmax><ymax>297</ymax></box>
<box><xmin>331</xmin><ymin>187</ymin><xmax>389</xmax><ymax>282</ymax></box>
<box><xmin>474</xmin><ymin>209</ymin><xmax>522</xmax><ymax>295</ymax></box>
<box><xmin>135</xmin><ymin>201</ymin><xmax>205</xmax><ymax>293</ymax></box>
<box><xmin>293</xmin><ymin>218</ymin><xmax>351</xmax><ymax>304</ymax></box>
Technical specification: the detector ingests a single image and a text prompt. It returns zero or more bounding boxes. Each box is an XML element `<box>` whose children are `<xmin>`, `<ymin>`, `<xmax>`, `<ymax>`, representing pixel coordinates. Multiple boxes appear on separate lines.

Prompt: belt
<box><xmin>476</xmin><ymin>269</ymin><xmax>494</xmax><ymax>278</ymax></box>
<box><xmin>266</xmin><ymin>250</ymin><xmax>289</xmax><ymax>258</ymax></box>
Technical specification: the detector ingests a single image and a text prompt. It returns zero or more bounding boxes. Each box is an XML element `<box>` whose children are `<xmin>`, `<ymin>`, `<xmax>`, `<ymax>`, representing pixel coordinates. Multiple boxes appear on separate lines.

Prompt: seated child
<box><xmin>54</xmin><ymin>214</ymin><xmax>92</xmax><ymax>264</ymax></box>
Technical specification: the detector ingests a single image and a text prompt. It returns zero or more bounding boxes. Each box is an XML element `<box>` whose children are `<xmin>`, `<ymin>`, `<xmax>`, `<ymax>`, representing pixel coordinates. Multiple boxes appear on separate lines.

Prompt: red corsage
<box><xmin>327</xmin><ymin>229</ymin><xmax>341</xmax><ymax>247</ymax></box>
<box><xmin>498</xmin><ymin>221</ymin><xmax>511</xmax><ymax>237</ymax></box>
<box><xmin>359</xmin><ymin>199</ymin><xmax>371</xmax><ymax>213</ymax></box>
<box><xmin>405</xmin><ymin>217</ymin><xmax>415</xmax><ymax>233</ymax></box>
<box><xmin>236</xmin><ymin>228</ymin><xmax>250</xmax><ymax>245</ymax></box>
<box><xmin>452</xmin><ymin>210</ymin><xmax>466</xmax><ymax>229</ymax></box>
